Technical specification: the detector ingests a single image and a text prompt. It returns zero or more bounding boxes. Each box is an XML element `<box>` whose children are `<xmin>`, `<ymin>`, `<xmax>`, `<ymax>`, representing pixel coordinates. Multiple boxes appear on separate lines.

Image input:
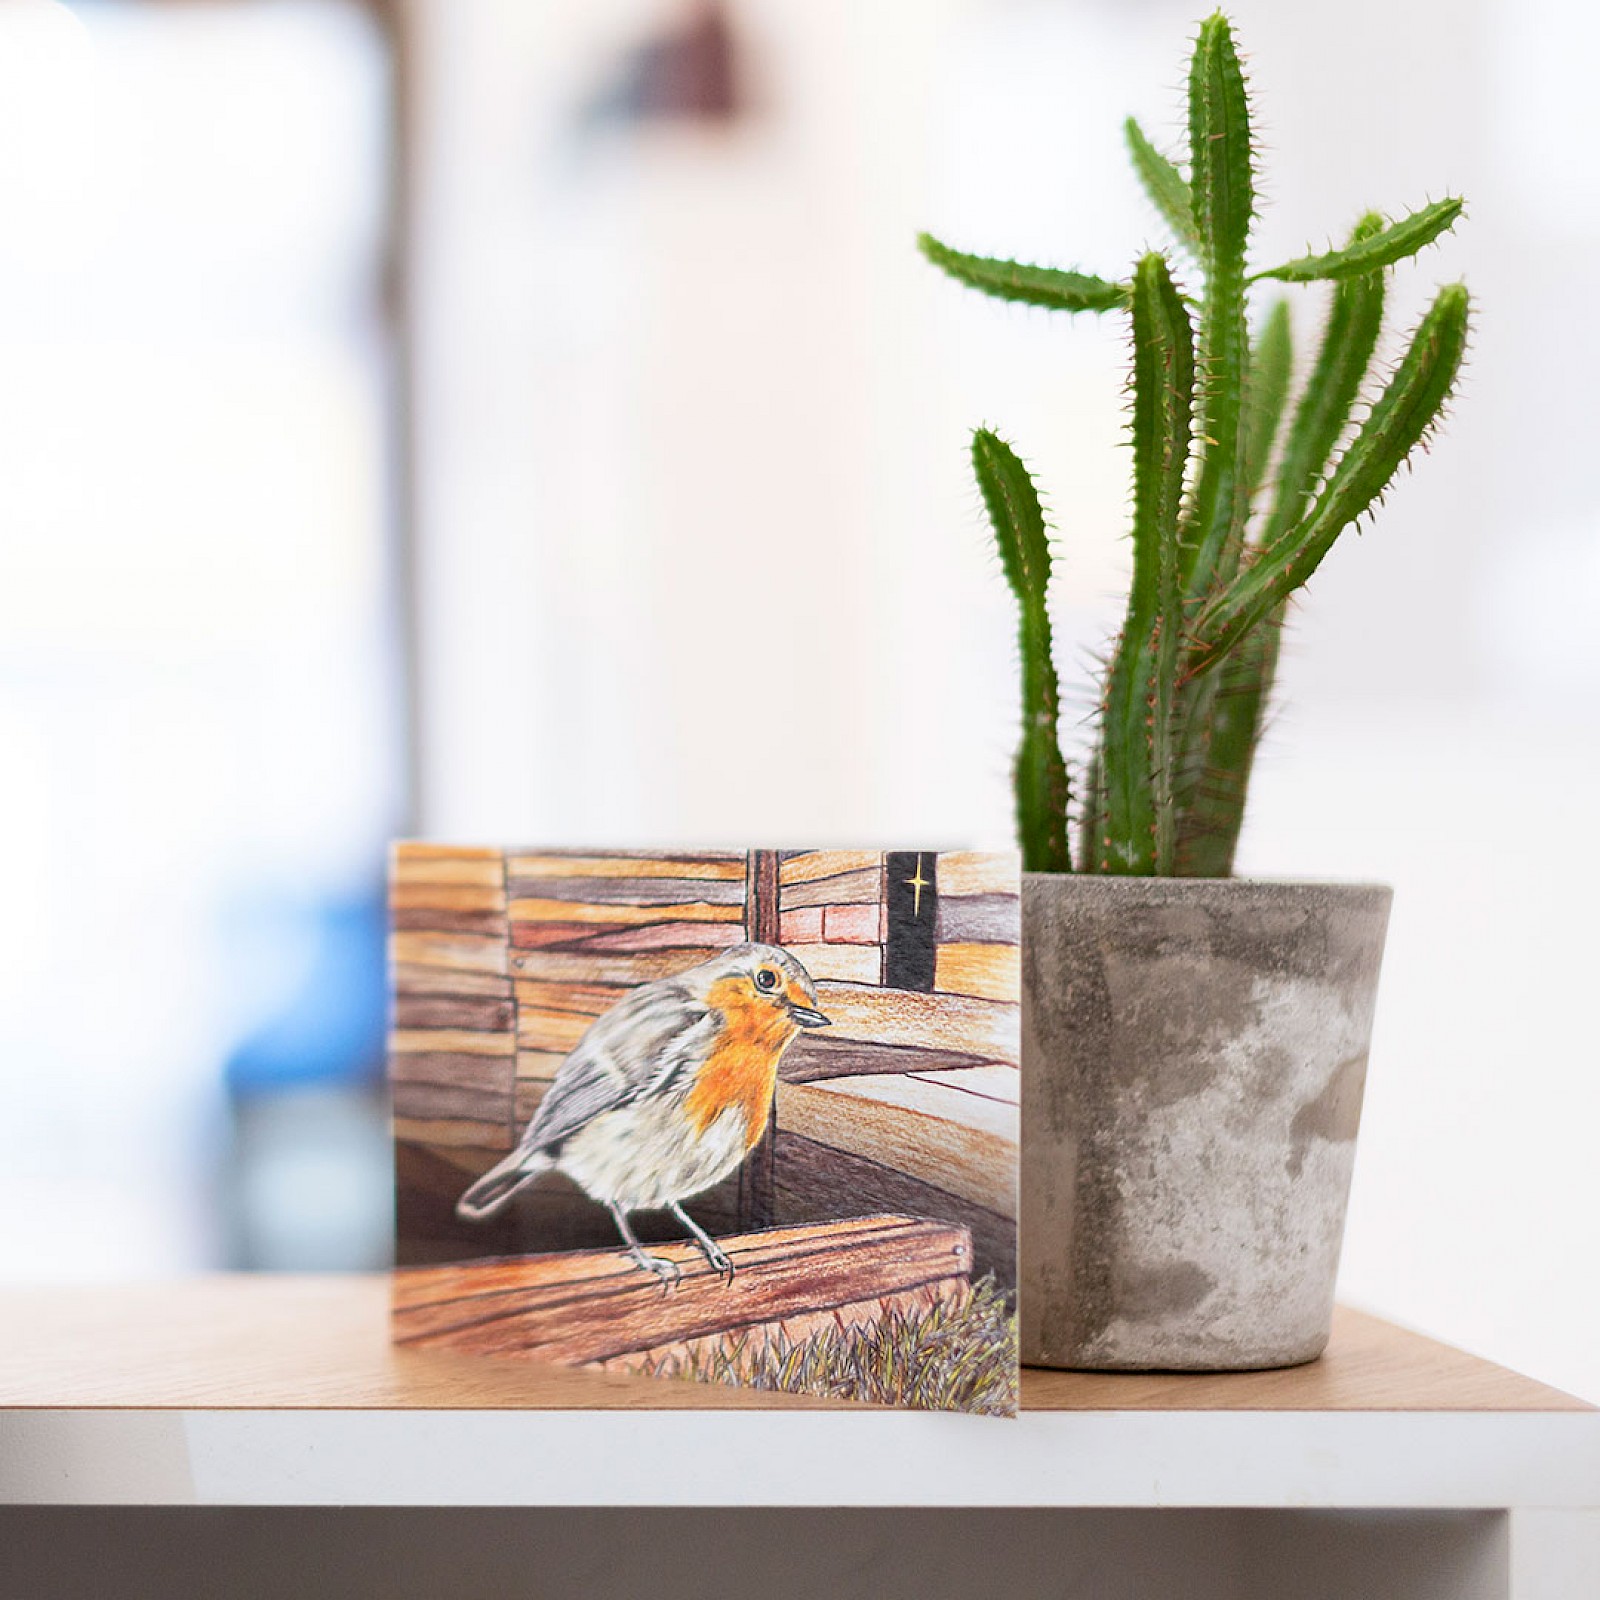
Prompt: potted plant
<box><xmin>920</xmin><ymin>12</ymin><xmax>1469</xmax><ymax>1370</ymax></box>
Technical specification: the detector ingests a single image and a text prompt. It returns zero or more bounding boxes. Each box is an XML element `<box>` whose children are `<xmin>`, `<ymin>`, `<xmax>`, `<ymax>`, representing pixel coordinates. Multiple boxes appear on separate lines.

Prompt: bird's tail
<box><xmin>455</xmin><ymin>1149</ymin><xmax>553</xmax><ymax>1222</ymax></box>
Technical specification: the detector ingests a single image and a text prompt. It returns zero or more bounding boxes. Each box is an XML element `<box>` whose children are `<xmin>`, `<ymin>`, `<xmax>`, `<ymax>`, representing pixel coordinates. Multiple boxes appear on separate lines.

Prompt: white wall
<box><xmin>408</xmin><ymin>0</ymin><xmax>1600</xmax><ymax>1398</ymax></box>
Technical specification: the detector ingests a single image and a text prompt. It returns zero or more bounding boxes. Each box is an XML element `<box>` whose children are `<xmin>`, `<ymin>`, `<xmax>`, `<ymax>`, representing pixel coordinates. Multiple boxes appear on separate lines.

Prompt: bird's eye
<box><xmin>755</xmin><ymin>967</ymin><xmax>779</xmax><ymax>992</ymax></box>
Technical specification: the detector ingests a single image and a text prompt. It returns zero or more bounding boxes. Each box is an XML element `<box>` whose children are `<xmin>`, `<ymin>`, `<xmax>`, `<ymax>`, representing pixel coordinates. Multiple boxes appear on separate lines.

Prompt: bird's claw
<box><xmin>697</xmin><ymin>1241</ymin><xmax>734</xmax><ymax>1284</ymax></box>
<box><xmin>633</xmin><ymin>1251</ymin><xmax>681</xmax><ymax>1291</ymax></box>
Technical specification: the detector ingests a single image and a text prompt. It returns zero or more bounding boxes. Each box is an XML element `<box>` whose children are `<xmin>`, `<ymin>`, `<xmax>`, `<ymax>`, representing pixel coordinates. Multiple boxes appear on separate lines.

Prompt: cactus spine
<box><xmin>919</xmin><ymin>10</ymin><xmax>1470</xmax><ymax>876</ymax></box>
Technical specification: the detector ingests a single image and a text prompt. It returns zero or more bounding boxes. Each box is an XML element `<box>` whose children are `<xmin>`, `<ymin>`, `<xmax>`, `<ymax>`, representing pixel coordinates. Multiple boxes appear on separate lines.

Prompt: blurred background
<box><xmin>0</xmin><ymin>0</ymin><xmax>1595</xmax><ymax>1399</ymax></box>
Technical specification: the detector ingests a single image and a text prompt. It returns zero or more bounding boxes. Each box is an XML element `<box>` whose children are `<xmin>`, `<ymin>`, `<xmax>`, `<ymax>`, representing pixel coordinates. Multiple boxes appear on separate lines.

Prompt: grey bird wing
<box><xmin>516</xmin><ymin>978</ymin><xmax>718</xmax><ymax>1155</ymax></box>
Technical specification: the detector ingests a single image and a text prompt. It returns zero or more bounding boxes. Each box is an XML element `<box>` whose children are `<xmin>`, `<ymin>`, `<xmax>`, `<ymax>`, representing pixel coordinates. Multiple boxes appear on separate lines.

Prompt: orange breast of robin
<box><xmin>684</xmin><ymin>978</ymin><xmax>797</xmax><ymax>1149</ymax></box>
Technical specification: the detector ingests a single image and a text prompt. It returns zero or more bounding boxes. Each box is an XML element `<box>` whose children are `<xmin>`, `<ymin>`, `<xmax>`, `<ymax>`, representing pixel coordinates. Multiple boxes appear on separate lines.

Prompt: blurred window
<box><xmin>0</xmin><ymin>0</ymin><xmax>402</xmax><ymax>1277</ymax></box>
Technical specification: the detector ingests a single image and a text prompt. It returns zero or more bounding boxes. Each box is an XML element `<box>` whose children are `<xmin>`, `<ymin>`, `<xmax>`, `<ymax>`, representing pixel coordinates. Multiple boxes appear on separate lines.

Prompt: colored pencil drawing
<box><xmin>389</xmin><ymin>847</ymin><xmax>1020</xmax><ymax>1415</ymax></box>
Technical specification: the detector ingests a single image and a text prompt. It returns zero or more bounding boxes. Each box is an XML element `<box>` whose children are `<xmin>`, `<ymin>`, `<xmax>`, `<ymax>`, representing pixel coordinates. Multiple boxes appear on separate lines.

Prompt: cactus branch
<box><xmin>918</xmin><ymin>235</ymin><xmax>1125</xmax><ymax>313</ymax></box>
<box><xmin>1124</xmin><ymin>116</ymin><xmax>1200</xmax><ymax>257</ymax></box>
<box><xmin>1265</xmin><ymin>215</ymin><xmax>1387</xmax><ymax>543</ymax></box>
<box><xmin>1254</xmin><ymin>200</ymin><xmax>1465</xmax><ymax>288</ymax></box>
<box><xmin>1180</xmin><ymin>12</ymin><xmax>1255</xmax><ymax>599</ymax></box>
<box><xmin>1252</xmin><ymin>197</ymin><xmax>1464</xmax><ymax>283</ymax></box>
<box><xmin>1099</xmin><ymin>253</ymin><xmax>1194</xmax><ymax>874</ymax></box>
<box><xmin>971</xmin><ymin>429</ymin><xmax>1073</xmax><ymax>873</ymax></box>
<box><xmin>1187</xmin><ymin>282</ymin><xmax>1471</xmax><ymax>680</ymax></box>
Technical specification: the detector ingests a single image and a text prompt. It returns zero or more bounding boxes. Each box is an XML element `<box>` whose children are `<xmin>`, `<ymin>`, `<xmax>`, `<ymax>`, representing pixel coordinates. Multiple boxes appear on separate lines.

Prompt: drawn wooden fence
<box><xmin>391</xmin><ymin>1215</ymin><xmax>972</xmax><ymax>1373</ymax></box>
<box><xmin>390</xmin><ymin>845</ymin><xmax>1020</xmax><ymax>1291</ymax></box>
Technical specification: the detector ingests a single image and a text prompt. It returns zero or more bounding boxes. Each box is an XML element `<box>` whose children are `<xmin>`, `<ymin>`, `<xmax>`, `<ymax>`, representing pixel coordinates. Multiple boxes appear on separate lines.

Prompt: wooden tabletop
<box><xmin>0</xmin><ymin>1275</ymin><xmax>1587</xmax><ymax>1414</ymax></box>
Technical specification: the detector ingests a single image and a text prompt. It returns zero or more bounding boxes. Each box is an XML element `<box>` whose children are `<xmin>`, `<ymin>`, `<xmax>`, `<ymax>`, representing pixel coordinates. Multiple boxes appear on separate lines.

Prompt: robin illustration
<box><xmin>456</xmin><ymin>942</ymin><xmax>829</xmax><ymax>1284</ymax></box>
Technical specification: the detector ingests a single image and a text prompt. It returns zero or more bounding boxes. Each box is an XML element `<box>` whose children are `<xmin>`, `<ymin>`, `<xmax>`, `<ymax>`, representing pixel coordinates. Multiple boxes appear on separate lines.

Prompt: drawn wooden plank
<box><xmin>390</xmin><ymin>1080</ymin><xmax>512</xmax><ymax>1125</ymax></box>
<box><xmin>506</xmin><ymin>854</ymin><xmax>746</xmax><ymax>881</ymax></box>
<box><xmin>572</xmin><ymin>922</ymin><xmax>746</xmax><ymax>954</ymax></box>
<box><xmin>395</xmin><ymin>1212</ymin><xmax>916</xmax><ymax>1310</ymax></box>
<box><xmin>389</xmin><ymin>931</ymin><xmax>508</xmax><ymax>977</ymax></box>
<box><xmin>771</xmin><ymin>1130</ymin><xmax>1015</xmax><ymax>1293</ymax></box>
<box><xmin>390</xmin><ymin>909</ymin><xmax>509</xmax><ymax>938</ymax></box>
<box><xmin>512</xmin><ymin>979</ymin><xmax>626</xmax><ymax>1017</ymax></box>
<box><xmin>935</xmin><ymin>894</ymin><xmax>1021</xmax><ymax>945</ymax></box>
<box><xmin>507</xmin><ymin>949</ymin><xmax>702</xmax><ymax>986</ymax></box>
<box><xmin>507</xmin><ymin>876</ymin><xmax>746</xmax><ymax>908</ymax></box>
<box><xmin>812</xmin><ymin>982</ymin><xmax>1019</xmax><ymax>1065</ymax></box>
<box><xmin>394</xmin><ymin>843</ymin><xmax>503</xmax><ymax>866</ymax></box>
<box><xmin>777</xmin><ymin>942</ymin><xmax>881</xmax><ymax>985</ymax></box>
<box><xmin>393</xmin><ymin>1116</ymin><xmax>514</xmax><ymax>1153</ymax></box>
<box><xmin>778</xmin><ymin>907</ymin><xmax>823</xmax><ymax>943</ymax></box>
<box><xmin>823</xmin><ymin>902</ymin><xmax>884</xmax><ymax>944</ymax></box>
<box><xmin>934</xmin><ymin>852</ymin><xmax>1021</xmax><ymax>898</ymax></box>
<box><xmin>781</xmin><ymin>1036</ymin><xmax>987</xmax><ymax>1083</ymax></box>
<box><xmin>391</xmin><ymin>1216</ymin><xmax>972</xmax><ymax>1367</ymax></box>
<box><xmin>390</xmin><ymin>1052</ymin><xmax>515</xmax><ymax>1090</ymax></box>
<box><xmin>391</xmin><ymin>883</ymin><xmax>506</xmax><ymax>914</ymax></box>
<box><xmin>390</xmin><ymin>1029</ymin><xmax>515</xmax><ymax>1058</ymax></box>
<box><xmin>393</xmin><ymin>995</ymin><xmax>515</xmax><ymax>1034</ymax></box>
<box><xmin>515</xmin><ymin>1008</ymin><xmax>591</xmax><ymax>1054</ymax></box>
<box><xmin>508</xmin><ymin>898</ymin><xmax>744</xmax><ymax>927</ymax></box>
<box><xmin>390</xmin><ymin>855</ymin><xmax>505</xmax><ymax>890</ymax></box>
<box><xmin>779</xmin><ymin>868</ymin><xmax>884</xmax><ymax>910</ymax></box>
<box><xmin>934</xmin><ymin>941</ymin><xmax>1021</xmax><ymax>1003</ymax></box>
<box><xmin>392</xmin><ymin>964</ymin><xmax>513</xmax><ymax>1000</ymax></box>
<box><xmin>508</xmin><ymin>921</ymin><xmax>612</xmax><ymax>950</ymax></box>
<box><xmin>777</xmin><ymin>851</ymin><xmax>882</xmax><ymax>887</ymax></box>
<box><xmin>776</xmin><ymin>1075</ymin><xmax>1017</xmax><ymax>1214</ymax></box>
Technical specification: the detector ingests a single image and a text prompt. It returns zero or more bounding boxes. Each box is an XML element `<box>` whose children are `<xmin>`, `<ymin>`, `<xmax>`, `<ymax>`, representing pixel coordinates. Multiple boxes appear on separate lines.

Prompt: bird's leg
<box><xmin>668</xmin><ymin>1201</ymin><xmax>734</xmax><ymax>1283</ymax></box>
<box><xmin>607</xmin><ymin>1203</ymin><xmax>680</xmax><ymax>1289</ymax></box>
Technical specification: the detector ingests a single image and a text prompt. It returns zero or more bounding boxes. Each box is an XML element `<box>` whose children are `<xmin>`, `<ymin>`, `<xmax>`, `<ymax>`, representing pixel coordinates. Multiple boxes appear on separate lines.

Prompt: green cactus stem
<box><xmin>1180</xmin><ymin>13</ymin><xmax>1255</xmax><ymax>601</ymax></box>
<box><xmin>1124</xmin><ymin>117</ymin><xmax>1200</xmax><ymax>257</ymax></box>
<box><xmin>917</xmin><ymin>235</ymin><xmax>1126</xmax><ymax>314</ymax></box>
<box><xmin>1098</xmin><ymin>253</ymin><xmax>1194</xmax><ymax>874</ymax></box>
<box><xmin>1252</xmin><ymin>197</ymin><xmax>1463</xmax><ymax>284</ymax></box>
<box><xmin>971</xmin><ymin>430</ymin><xmax>1072</xmax><ymax>873</ymax></box>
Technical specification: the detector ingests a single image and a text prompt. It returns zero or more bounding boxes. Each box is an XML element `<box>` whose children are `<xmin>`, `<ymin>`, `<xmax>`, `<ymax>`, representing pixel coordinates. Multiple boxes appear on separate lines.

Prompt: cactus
<box><xmin>919</xmin><ymin>11</ymin><xmax>1469</xmax><ymax>876</ymax></box>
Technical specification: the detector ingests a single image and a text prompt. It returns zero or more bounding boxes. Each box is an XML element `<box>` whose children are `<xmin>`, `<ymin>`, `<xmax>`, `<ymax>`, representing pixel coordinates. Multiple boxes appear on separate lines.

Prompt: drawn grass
<box><xmin>646</xmin><ymin>1276</ymin><xmax>1019</xmax><ymax>1417</ymax></box>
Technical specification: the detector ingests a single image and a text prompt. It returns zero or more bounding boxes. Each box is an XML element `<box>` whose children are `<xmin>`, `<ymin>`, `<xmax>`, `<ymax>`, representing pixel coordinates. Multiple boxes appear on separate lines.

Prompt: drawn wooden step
<box><xmin>811</xmin><ymin>983</ymin><xmax>1019</xmax><ymax>1066</ymax></box>
<box><xmin>390</xmin><ymin>1215</ymin><xmax>972</xmax><ymax>1368</ymax></box>
<box><xmin>775</xmin><ymin>1070</ymin><xmax>1018</xmax><ymax>1214</ymax></box>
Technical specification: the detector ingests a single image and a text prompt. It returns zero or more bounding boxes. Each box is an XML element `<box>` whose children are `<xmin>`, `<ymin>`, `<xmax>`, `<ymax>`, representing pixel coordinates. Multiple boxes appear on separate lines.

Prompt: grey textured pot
<box><xmin>1020</xmin><ymin>875</ymin><xmax>1392</xmax><ymax>1372</ymax></box>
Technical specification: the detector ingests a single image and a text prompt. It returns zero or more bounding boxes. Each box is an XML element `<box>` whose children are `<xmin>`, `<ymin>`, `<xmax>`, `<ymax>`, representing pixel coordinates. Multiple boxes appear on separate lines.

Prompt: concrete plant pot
<box><xmin>1020</xmin><ymin>875</ymin><xmax>1392</xmax><ymax>1371</ymax></box>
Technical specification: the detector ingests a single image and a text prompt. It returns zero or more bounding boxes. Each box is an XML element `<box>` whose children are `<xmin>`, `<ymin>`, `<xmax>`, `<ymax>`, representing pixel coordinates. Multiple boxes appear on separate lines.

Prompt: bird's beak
<box><xmin>787</xmin><ymin>1003</ymin><xmax>831</xmax><ymax>1029</ymax></box>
